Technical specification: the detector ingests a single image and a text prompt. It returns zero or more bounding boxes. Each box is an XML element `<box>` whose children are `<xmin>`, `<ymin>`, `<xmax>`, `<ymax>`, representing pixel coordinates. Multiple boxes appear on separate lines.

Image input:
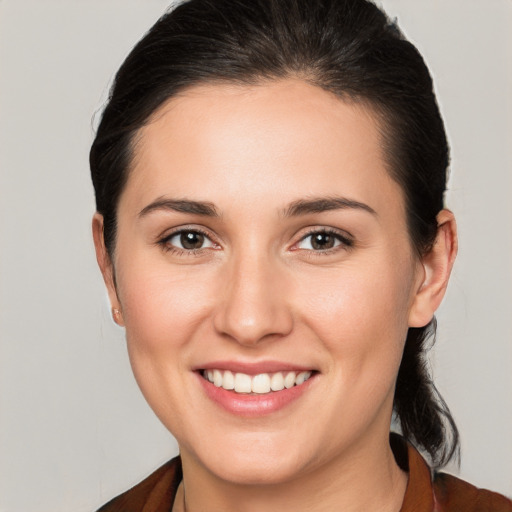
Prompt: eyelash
<box><xmin>294</xmin><ymin>228</ymin><xmax>354</xmax><ymax>255</ymax></box>
<box><xmin>158</xmin><ymin>227</ymin><xmax>218</xmax><ymax>256</ymax></box>
<box><xmin>157</xmin><ymin>227</ymin><xmax>354</xmax><ymax>256</ymax></box>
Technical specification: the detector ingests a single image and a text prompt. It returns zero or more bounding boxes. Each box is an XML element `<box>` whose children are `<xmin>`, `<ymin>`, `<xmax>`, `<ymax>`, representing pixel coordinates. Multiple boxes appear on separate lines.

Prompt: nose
<box><xmin>213</xmin><ymin>252</ymin><xmax>293</xmax><ymax>346</ymax></box>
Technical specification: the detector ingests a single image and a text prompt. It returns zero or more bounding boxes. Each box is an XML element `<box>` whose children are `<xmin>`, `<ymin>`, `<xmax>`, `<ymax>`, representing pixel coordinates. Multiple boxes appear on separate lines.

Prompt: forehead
<box><xmin>124</xmin><ymin>79</ymin><xmax>404</xmax><ymax>220</ymax></box>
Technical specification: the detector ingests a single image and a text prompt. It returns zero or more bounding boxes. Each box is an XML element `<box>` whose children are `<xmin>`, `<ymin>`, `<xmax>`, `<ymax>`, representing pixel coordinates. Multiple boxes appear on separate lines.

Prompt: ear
<box><xmin>92</xmin><ymin>213</ymin><xmax>125</xmax><ymax>326</ymax></box>
<box><xmin>408</xmin><ymin>209</ymin><xmax>458</xmax><ymax>328</ymax></box>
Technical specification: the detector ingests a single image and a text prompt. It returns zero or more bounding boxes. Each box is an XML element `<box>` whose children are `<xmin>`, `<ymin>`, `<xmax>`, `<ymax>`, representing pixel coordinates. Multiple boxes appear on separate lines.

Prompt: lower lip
<box><xmin>197</xmin><ymin>372</ymin><xmax>316</xmax><ymax>417</ymax></box>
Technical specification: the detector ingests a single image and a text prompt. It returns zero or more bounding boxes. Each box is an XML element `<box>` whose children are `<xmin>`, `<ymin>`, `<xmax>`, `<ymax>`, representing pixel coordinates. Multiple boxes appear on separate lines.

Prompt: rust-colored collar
<box><xmin>399</xmin><ymin>441</ymin><xmax>435</xmax><ymax>512</ymax></box>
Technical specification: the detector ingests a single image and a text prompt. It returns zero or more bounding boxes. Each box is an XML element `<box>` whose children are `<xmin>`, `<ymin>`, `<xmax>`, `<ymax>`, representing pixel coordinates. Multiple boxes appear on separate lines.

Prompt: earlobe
<box><xmin>92</xmin><ymin>213</ymin><xmax>125</xmax><ymax>326</ymax></box>
<box><xmin>408</xmin><ymin>210</ymin><xmax>458</xmax><ymax>328</ymax></box>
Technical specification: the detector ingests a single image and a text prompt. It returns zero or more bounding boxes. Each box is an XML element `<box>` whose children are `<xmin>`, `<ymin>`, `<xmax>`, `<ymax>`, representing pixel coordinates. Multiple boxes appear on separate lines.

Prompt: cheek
<box><xmin>115</xmin><ymin>255</ymin><xmax>216</xmax><ymax>356</ymax></box>
<box><xmin>298</xmin><ymin>260</ymin><xmax>413</xmax><ymax>376</ymax></box>
<box><xmin>113</xmin><ymin>256</ymin><xmax>219</xmax><ymax>429</ymax></box>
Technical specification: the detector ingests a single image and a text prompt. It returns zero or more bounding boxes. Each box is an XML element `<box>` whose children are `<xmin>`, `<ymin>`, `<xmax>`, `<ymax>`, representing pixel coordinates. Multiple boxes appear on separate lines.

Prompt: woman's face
<box><xmin>104</xmin><ymin>80</ymin><xmax>427</xmax><ymax>484</ymax></box>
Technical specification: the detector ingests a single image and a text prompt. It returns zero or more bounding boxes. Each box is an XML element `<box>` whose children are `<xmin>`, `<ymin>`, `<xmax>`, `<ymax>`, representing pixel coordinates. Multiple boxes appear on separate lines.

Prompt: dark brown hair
<box><xmin>90</xmin><ymin>0</ymin><xmax>459</xmax><ymax>468</ymax></box>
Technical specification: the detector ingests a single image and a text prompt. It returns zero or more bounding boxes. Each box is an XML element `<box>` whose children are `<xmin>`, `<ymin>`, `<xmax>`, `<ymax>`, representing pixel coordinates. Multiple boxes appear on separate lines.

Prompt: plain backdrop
<box><xmin>0</xmin><ymin>1</ymin><xmax>511</xmax><ymax>510</ymax></box>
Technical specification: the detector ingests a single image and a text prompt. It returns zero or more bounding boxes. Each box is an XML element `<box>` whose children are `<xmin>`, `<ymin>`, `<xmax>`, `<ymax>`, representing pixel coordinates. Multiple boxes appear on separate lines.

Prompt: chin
<box><xmin>185</xmin><ymin>431</ymin><xmax>313</xmax><ymax>486</ymax></box>
<box><xmin>209</xmin><ymin>453</ymin><xmax>307</xmax><ymax>486</ymax></box>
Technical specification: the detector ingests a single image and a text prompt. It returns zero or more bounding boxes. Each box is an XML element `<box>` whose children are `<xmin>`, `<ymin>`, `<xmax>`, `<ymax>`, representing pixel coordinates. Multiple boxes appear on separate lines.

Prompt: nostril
<box><xmin>212</xmin><ymin>302</ymin><xmax>294</xmax><ymax>347</ymax></box>
<box><xmin>212</xmin><ymin>261</ymin><xmax>293</xmax><ymax>345</ymax></box>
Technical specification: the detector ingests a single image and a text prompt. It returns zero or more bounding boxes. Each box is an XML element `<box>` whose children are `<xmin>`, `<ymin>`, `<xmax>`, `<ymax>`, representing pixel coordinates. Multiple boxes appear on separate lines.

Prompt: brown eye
<box><xmin>310</xmin><ymin>233</ymin><xmax>336</xmax><ymax>250</ymax></box>
<box><xmin>180</xmin><ymin>231</ymin><xmax>205</xmax><ymax>249</ymax></box>
<box><xmin>162</xmin><ymin>229</ymin><xmax>215</xmax><ymax>252</ymax></box>
<box><xmin>296</xmin><ymin>230</ymin><xmax>353</xmax><ymax>252</ymax></box>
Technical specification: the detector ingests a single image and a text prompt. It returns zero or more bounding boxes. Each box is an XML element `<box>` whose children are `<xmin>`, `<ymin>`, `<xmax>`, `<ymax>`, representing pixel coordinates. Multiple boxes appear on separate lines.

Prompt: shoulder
<box><xmin>395</xmin><ymin>434</ymin><xmax>512</xmax><ymax>512</ymax></box>
<box><xmin>433</xmin><ymin>472</ymin><xmax>512</xmax><ymax>512</ymax></box>
<box><xmin>96</xmin><ymin>457</ymin><xmax>182</xmax><ymax>512</ymax></box>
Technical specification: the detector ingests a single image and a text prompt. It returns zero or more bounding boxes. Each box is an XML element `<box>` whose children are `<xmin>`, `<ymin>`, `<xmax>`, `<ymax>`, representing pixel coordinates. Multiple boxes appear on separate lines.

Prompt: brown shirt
<box><xmin>97</xmin><ymin>440</ymin><xmax>512</xmax><ymax>512</ymax></box>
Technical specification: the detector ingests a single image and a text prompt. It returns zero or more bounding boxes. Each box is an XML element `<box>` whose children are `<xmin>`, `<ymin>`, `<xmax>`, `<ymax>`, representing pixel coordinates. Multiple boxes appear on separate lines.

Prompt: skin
<box><xmin>93</xmin><ymin>79</ymin><xmax>457</xmax><ymax>512</ymax></box>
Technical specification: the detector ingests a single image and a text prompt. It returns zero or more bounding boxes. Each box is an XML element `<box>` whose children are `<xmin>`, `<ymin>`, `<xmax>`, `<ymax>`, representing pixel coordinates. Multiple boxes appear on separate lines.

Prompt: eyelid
<box><xmin>155</xmin><ymin>224</ymin><xmax>353</xmax><ymax>255</ymax></box>
<box><xmin>291</xmin><ymin>226</ymin><xmax>354</xmax><ymax>252</ymax></box>
<box><xmin>157</xmin><ymin>225</ymin><xmax>221</xmax><ymax>252</ymax></box>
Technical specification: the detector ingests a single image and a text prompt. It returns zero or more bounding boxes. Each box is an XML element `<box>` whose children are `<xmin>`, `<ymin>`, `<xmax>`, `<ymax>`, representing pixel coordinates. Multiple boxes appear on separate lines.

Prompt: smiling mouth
<box><xmin>202</xmin><ymin>369</ymin><xmax>314</xmax><ymax>394</ymax></box>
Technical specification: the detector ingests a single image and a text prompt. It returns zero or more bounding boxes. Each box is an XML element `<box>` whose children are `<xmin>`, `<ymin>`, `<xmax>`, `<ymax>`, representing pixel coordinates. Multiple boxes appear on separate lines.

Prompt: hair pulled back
<box><xmin>90</xmin><ymin>0</ymin><xmax>459</xmax><ymax>468</ymax></box>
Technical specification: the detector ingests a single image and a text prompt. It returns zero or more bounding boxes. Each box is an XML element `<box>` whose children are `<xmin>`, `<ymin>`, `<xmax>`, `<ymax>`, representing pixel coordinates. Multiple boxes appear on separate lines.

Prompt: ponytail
<box><xmin>394</xmin><ymin>319</ymin><xmax>460</xmax><ymax>468</ymax></box>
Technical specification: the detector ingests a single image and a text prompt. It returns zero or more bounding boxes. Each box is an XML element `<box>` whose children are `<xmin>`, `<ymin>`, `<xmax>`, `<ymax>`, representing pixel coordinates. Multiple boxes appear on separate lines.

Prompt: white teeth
<box><xmin>295</xmin><ymin>371</ymin><xmax>311</xmax><ymax>385</ymax></box>
<box><xmin>270</xmin><ymin>372</ymin><xmax>285</xmax><ymax>391</ymax></box>
<box><xmin>222</xmin><ymin>370</ymin><xmax>235</xmax><ymax>390</ymax></box>
<box><xmin>234</xmin><ymin>372</ymin><xmax>252</xmax><ymax>393</ymax></box>
<box><xmin>213</xmin><ymin>369</ymin><xmax>223</xmax><ymax>387</ymax></box>
<box><xmin>252</xmin><ymin>373</ymin><xmax>271</xmax><ymax>394</ymax></box>
<box><xmin>203</xmin><ymin>369</ymin><xmax>313</xmax><ymax>394</ymax></box>
<box><xmin>284</xmin><ymin>371</ymin><xmax>296</xmax><ymax>389</ymax></box>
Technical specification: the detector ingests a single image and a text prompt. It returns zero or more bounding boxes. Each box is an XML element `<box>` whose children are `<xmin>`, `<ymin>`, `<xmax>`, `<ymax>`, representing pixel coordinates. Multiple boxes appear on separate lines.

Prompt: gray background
<box><xmin>0</xmin><ymin>1</ymin><xmax>510</xmax><ymax>510</ymax></box>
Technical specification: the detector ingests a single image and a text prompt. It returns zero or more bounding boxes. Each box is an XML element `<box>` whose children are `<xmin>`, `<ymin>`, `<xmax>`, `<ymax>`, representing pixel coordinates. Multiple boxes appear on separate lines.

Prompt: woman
<box><xmin>90</xmin><ymin>0</ymin><xmax>512</xmax><ymax>510</ymax></box>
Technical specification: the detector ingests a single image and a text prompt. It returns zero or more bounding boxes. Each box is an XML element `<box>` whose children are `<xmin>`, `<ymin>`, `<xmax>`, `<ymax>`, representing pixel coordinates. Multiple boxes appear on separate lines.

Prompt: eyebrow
<box><xmin>283</xmin><ymin>197</ymin><xmax>377</xmax><ymax>217</ymax></box>
<box><xmin>138</xmin><ymin>195</ymin><xmax>376</xmax><ymax>219</ymax></box>
<box><xmin>138</xmin><ymin>198</ymin><xmax>220</xmax><ymax>218</ymax></box>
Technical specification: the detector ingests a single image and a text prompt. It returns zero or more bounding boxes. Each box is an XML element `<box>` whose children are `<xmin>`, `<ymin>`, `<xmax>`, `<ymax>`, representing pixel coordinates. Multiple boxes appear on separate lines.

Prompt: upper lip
<box><xmin>194</xmin><ymin>360</ymin><xmax>316</xmax><ymax>375</ymax></box>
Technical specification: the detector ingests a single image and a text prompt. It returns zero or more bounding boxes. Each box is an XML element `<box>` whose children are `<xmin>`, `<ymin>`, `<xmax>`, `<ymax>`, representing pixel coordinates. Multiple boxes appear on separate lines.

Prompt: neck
<box><xmin>175</xmin><ymin>432</ymin><xmax>408</xmax><ymax>512</ymax></box>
